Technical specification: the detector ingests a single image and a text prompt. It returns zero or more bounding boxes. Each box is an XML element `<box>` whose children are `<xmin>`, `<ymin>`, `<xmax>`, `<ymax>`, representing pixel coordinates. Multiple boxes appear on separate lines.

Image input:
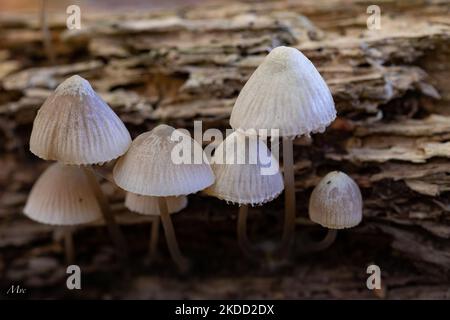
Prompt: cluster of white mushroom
<box><xmin>25</xmin><ymin>75</ymin><xmax>132</xmax><ymax>264</ymax></box>
<box><xmin>205</xmin><ymin>46</ymin><xmax>363</xmax><ymax>258</ymax></box>
<box><xmin>25</xmin><ymin>75</ymin><xmax>215</xmax><ymax>271</ymax></box>
<box><xmin>113</xmin><ymin>125</ymin><xmax>214</xmax><ymax>271</ymax></box>
<box><xmin>24</xmin><ymin>46</ymin><xmax>363</xmax><ymax>270</ymax></box>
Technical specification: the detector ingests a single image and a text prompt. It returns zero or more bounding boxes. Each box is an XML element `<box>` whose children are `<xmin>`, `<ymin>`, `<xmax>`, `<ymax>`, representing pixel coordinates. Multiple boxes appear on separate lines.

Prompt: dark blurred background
<box><xmin>0</xmin><ymin>0</ymin><xmax>449</xmax><ymax>299</ymax></box>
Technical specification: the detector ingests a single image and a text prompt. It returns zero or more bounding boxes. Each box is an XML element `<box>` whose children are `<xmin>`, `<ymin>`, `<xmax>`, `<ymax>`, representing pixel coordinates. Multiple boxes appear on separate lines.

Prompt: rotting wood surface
<box><xmin>0</xmin><ymin>0</ymin><xmax>449</xmax><ymax>299</ymax></box>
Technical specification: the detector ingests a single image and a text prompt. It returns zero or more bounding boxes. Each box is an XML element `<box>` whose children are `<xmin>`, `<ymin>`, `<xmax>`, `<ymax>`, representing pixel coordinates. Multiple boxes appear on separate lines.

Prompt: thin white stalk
<box><xmin>40</xmin><ymin>0</ymin><xmax>55</xmax><ymax>63</ymax></box>
<box><xmin>82</xmin><ymin>167</ymin><xmax>129</xmax><ymax>264</ymax></box>
<box><xmin>299</xmin><ymin>229</ymin><xmax>338</xmax><ymax>254</ymax></box>
<box><xmin>237</xmin><ymin>205</ymin><xmax>258</xmax><ymax>259</ymax></box>
<box><xmin>63</xmin><ymin>227</ymin><xmax>75</xmax><ymax>264</ymax></box>
<box><xmin>149</xmin><ymin>216</ymin><xmax>160</xmax><ymax>260</ymax></box>
<box><xmin>280</xmin><ymin>137</ymin><xmax>296</xmax><ymax>255</ymax></box>
<box><xmin>158</xmin><ymin>197</ymin><xmax>189</xmax><ymax>272</ymax></box>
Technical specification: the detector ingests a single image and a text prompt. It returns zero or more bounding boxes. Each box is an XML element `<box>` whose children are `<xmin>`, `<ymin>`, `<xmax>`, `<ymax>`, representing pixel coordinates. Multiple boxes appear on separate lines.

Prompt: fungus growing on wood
<box><xmin>24</xmin><ymin>163</ymin><xmax>102</xmax><ymax>263</ymax></box>
<box><xmin>29</xmin><ymin>75</ymin><xmax>131</xmax><ymax>262</ymax></box>
<box><xmin>304</xmin><ymin>171</ymin><xmax>363</xmax><ymax>251</ymax></box>
<box><xmin>205</xmin><ymin>131</ymin><xmax>283</xmax><ymax>257</ymax></box>
<box><xmin>230</xmin><ymin>46</ymin><xmax>336</xmax><ymax>254</ymax></box>
<box><xmin>309</xmin><ymin>171</ymin><xmax>363</xmax><ymax>230</ymax></box>
<box><xmin>113</xmin><ymin>124</ymin><xmax>214</xmax><ymax>271</ymax></box>
<box><xmin>125</xmin><ymin>193</ymin><xmax>188</xmax><ymax>259</ymax></box>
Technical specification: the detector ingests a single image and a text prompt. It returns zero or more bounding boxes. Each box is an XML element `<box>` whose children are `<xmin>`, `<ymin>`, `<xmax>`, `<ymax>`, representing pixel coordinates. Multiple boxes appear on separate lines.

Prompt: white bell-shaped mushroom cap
<box><xmin>125</xmin><ymin>193</ymin><xmax>188</xmax><ymax>215</ymax></box>
<box><xmin>30</xmin><ymin>75</ymin><xmax>132</xmax><ymax>165</ymax></box>
<box><xmin>230</xmin><ymin>46</ymin><xmax>336</xmax><ymax>137</ymax></box>
<box><xmin>24</xmin><ymin>163</ymin><xmax>102</xmax><ymax>226</ymax></box>
<box><xmin>204</xmin><ymin>131</ymin><xmax>284</xmax><ymax>205</ymax></box>
<box><xmin>309</xmin><ymin>171</ymin><xmax>362</xmax><ymax>229</ymax></box>
<box><xmin>113</xmin><ymin>124</ymin><xmax>215</xmax><ymax>196</ymax></box>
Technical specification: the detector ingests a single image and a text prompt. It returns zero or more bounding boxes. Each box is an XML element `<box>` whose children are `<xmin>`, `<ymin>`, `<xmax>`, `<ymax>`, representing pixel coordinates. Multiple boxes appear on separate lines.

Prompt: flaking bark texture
<box><xmin>0</xmin><ymin>0</ymin><xmax>449</xmax><ymax>299</ymax></box>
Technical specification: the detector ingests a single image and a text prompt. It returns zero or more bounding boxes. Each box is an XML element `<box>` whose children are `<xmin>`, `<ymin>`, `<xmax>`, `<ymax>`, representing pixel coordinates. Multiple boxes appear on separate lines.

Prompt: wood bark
<box><xmin>0</xmin><ymin>0</ymin><xmax>449</xmax><ymax>299</ymax></box>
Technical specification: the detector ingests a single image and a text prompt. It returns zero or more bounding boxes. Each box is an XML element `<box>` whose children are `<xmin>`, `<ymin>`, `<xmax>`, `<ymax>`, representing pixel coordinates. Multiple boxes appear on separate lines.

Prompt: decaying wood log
<box><xmin>0</xmin><ymin>0</ymin><xmax>449</xmax><ymax>299</ymax></box>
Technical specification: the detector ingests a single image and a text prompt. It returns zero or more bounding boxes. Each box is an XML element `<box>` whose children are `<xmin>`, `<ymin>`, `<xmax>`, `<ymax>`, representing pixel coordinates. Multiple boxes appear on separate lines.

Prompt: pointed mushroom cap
<box><xmin>113</xmin><ymin>124</ymin><xmax>215</xmax><ymax>196</ymax></box>
<box><xmin>30</xmin><ymin>75</ymin><xmax>132</xmax><ymax>165</ymax></box>
<box><xmin>204</xmin><ymin>131</ymin><xmax>284</xmax><ymax>205</ymax></box>
<box><xmin>309</xmin><ymin>171</ymin><xmax>362</xmax><ymax>229</ymax></box>
<box><xmin>23</xmin><ymin>163</ymin><xmax>102</xmax><ymax>226</ymax></box>
<box><xmin>230</xmin><ymin>46</ymin><xmax>336</xmax><ymax>137</ymax></box>
<box><xmin>125</xmin><ymin>193</ymin><xmax>188</xmax><ymax>215</ymax></box>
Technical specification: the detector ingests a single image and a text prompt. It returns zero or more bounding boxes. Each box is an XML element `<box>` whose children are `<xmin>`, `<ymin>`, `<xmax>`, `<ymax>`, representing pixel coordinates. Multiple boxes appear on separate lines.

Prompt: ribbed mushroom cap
<box><xmin>30</xmin><ymin>75</ymin><xmax>132</xmax><ymax>165</ymax></box>
<box><xmin>309</xmin><ymin>171</ymin><xmax>362</xmax><ymax>229</ymax></box>
<box><xmin>125</xmin><ymin>193</ymin><xmax>188</xmax><ymax>215</ymax></box>
<box><xmin>24</xmin><ymin>163</ymin><xmax>102</xmax><ymax>226</ymax></box>
<box><xmin>230</xmin><ymin>46</ymin><xmax>336</xmax><ymax>137</ymax></box>
<box><xmin>113</xmin><ymin>124</ymin><xmax>215</xmax><ymax>196</ymax></box>
<box><xmin>204</xmin><ymin>131</ymin><xmax>284</xmax><ymax>205</ymax></box>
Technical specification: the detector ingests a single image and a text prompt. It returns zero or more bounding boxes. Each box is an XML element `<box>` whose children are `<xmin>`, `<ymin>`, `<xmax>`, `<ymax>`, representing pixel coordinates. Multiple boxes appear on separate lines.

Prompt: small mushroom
<box><xmin>24</xmin><ymin>163</ymin><xmax>102</xmax><ymax>263</ymax></box>
<box><xmin>30</xmin><ymin>75</ymin><xmax>131</xmax><ymax>165</ymax></box>
<box><xmin>230</xmin><ymin>46</ymin><xmax>336</xmax><ymax>254</ymax></box>
<box><xmin>306</xmin><ymin>171</ymin><xmax>363</xmax><ymax>251</ymax></box>
<box><xmin>29</xmin><ymin>75</ymin><xmax>131</xmax><ymax>262</ymax></box>
<box><xmin>204</xmin><ymin>131</ymin><xmax>284</xmax><ymax>258</ymax></box>
<box><xmin>125</xmin><ymin>193</ymin><xmax>188</xmax><ymax>259</ymax></box>
<box><xmin>113</xmin><ymin>124</ymin><xmax>214</xmax><ymax>271</ymax></box>
<box><xmin>125</xmin><ymin>193</ymin><xmax>188</xmax><ymax>216</ymax></box>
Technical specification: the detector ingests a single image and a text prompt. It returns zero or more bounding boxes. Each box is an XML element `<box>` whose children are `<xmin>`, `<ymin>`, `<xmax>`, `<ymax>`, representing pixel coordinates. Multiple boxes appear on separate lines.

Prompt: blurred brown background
<box><xmin>0</xmin><ymin>0</ymin><xmax>218</xmax><ymax>12</ymax></box>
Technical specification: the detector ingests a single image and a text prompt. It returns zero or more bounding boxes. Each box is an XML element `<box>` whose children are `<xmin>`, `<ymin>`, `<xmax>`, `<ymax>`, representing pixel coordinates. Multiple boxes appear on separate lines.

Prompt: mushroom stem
<box><xmin>237</xmin><ymin>205</ymin><xmax>256</xmax><ymax>258</ymax></box>
<box><xmin>280</xmin><ymin>136</ymin><xmax>296</xmax><ymax>255</ymax></box>
<box><xmin>158</xmin><ymin>197</ymin><xmax>189</xmax><ymax>272</ymax></box>
<box><xmin>299</xmin><ymin>229</ymin><xmax>337</xmax><ymax>254</ymax></box>
<box><xmin>149</xmin><ymin>216</ymin><xmax>160</xmax><ymax>260</ymax></box>
<box><xmin>39</xmin><ymin>0</ymin><xmax>55</xmax><ymax>63</ymax></box>
<box><xmin>296</xmin><ymin>216</ymin><xmax>316</xmax><ymax>226</ymax></box>
<box><xmin>63</xmin><ymin>227</ymin><xmax>75</xmax><ymax>265</ymax></box>
<box><xmin>82</xmin><ymin>167</ymin><xmax>129</xmax><ymax>263</ymax></box>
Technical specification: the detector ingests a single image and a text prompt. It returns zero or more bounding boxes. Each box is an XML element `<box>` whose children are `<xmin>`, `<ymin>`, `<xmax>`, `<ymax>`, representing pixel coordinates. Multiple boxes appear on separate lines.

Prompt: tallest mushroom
<box><xmin>230</xmin><ymin>46</ymin><xmax>336</xmax><ymax>254</ymax></box>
